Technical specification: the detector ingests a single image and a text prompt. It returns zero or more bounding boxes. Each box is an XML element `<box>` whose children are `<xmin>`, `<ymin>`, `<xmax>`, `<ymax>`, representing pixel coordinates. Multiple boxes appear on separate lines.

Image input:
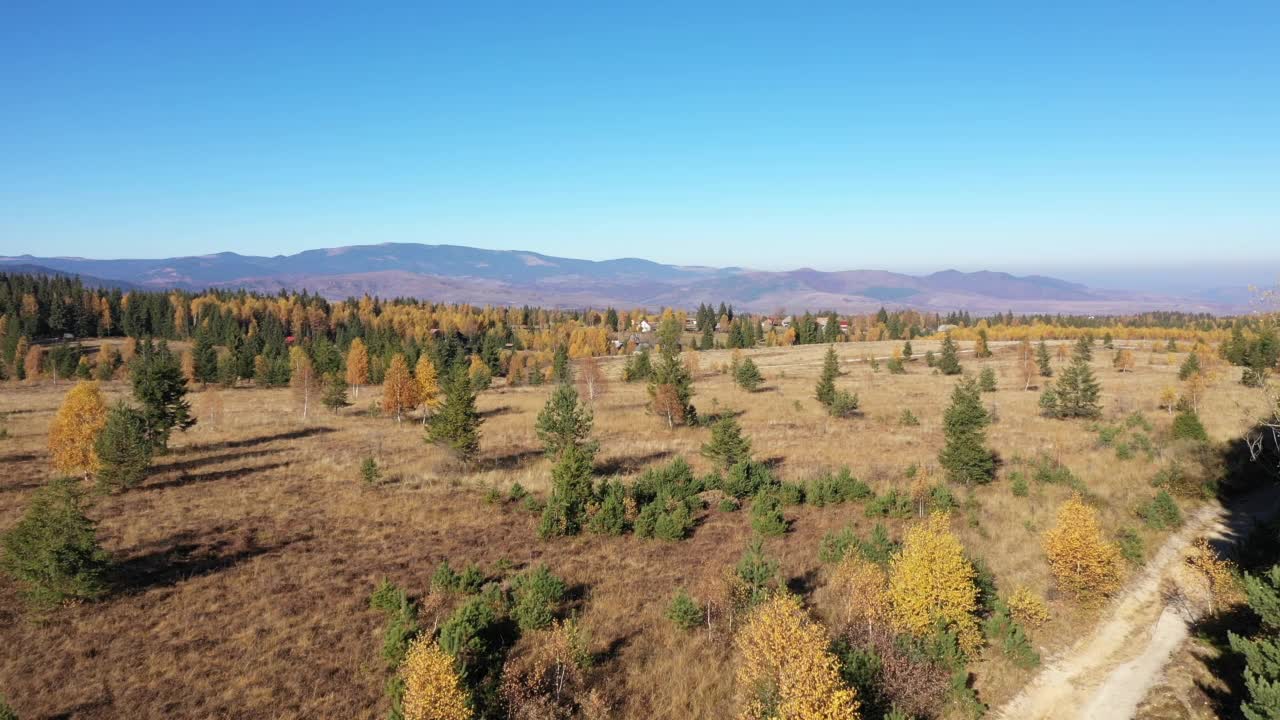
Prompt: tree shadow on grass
<box><xmin>486</xmin><ymin>447</ymin><xmax>543</xmax><ymax>471</ymax></box>
<box><xmin>479</xmin><ymin>405</ymin><xmax>514</xmax><ymax>419</ymax></box>
<box><xmin>0</xmin><ymin>452</ymin><xmax>39</xmax><ymax>464</ymax></box>
<box><xmin>176</xmin><ymin>426</ymin><xmax>336</xmax><ymax>454</ymax></box>
<box><xmin>139</xmin><ymin>461</ymin><xmax>290</xmax><ymax>492</ymax></box>
<box><xmin>149</xmin><ymin>447</ymin><xmax>283</xmax><ymax>474</ymax></box>
<box><xmin>112</xmin><ymin>532</ymin><xmax>307</xmax><ymax>595</ymax></box>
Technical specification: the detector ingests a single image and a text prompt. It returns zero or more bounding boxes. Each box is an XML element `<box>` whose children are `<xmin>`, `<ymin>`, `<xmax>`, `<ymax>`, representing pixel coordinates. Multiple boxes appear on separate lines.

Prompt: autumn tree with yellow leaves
<box><xmin>887</xmin><ymin>512</ymin><xmax>982</xmax><ymax>654</ymax></box>
<box><xmin>828</xmin><ymin>554</ymin><xmax>890</xmax><ymax>638</ymax></box>
<box><xmin>415</xmin><ymin>355</ymin><xmax>443</xmax><ymax>421</ymax></box>
<box><xmin>400</xmin><ymin>637</ymin><xmax>472</xmax><ymax>720</ymax></box>
<box><xmin>346</xmin><ymin>338</ymin><xmax>369</xmax><ymax>397</ymax></box>
<box><xmin>381</xmin><ymin>354</ymin><xmax>419</xmax><ymax>422</ymax></box>
<box><xmin>1043</xmin><ymin>494</ymin><xmax>1125</xmax><ymax>604</ymax></box>
<box><xmin>735</xmin><ymin>593</ymin><xmax>860</xmax><ymax>720</ymax></box>
<box><xmin>49</xmin><ymin>380</ymin><xmax>109</xmax><ymax>479</ymax></box>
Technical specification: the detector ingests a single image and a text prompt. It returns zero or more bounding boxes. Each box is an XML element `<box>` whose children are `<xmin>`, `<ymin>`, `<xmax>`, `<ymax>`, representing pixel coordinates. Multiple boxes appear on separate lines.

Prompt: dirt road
<box><xmin>996</xmin><ymin>483</ymin><xmax>1280</xmax><ymax>720</ymax></box>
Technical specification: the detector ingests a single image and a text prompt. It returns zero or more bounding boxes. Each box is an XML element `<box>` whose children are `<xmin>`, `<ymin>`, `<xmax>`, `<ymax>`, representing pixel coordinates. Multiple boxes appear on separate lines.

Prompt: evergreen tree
<box><xmin>1048</xmin><ymin>358</ymin><xmax>1103</xmax><ymax>419</ymax></box>
<box><xmin>734</xmin><ymin>357</ymin><xmax>763</xmax><ymax>392</ymax></box>
<box><xmin>1073</xmin><ymin>335</ymin><xmax>1093</xmax><ymax>362</ymax></box>
<box><xmin>647</xmin><ymin>326</ymin><xmax>695</xmax><ymax>427</ymax></box>
<box><xmin>1036</xmin><ymin>340</ymin><xmax>1053</xmax><ymax>377</ymax></box>
<box><xmin>978</xmin><ymin>366</ymin><xmax>998</xmax><ymax>392</ymax></box>
<box><xmin>1229</xmin><ymin>565</ymin><xmax>1280</xmax><ymax>720</ymax></box>
<box><xmin>552</xmin><ymin>344</ymin><xmax>572</xmax><ymax>384</ymax></box>
<box><xmin>191</xmin><ymin>331</ymin><xmax>218</xmax><ymax>384</ymax></box>
<box><xmin>623</xmin><ymin>348</ymin><xmax>653</xmax><ymax>382</ymax></box>
<box><xmin>539</xmin><ymin>444</ymin><xmax>595</xmax><ymax>538</ymax></box>
<box><xmin>937</xmin><ymin>333</ymin><xmax>962</xmax><ymax>375</ymax></box>
<box><xmin>130</xmin><ymin>339</ymin><xmax>195</xmax><ymax>451</ymax></box>
<box><xmin>425</xmin><ymin>366</ymin><xmax>483</xmax><ymax>465</ymax></box>
<box><xmin>1</xmin><ymin>477</ymin><xmax>109</xmax><ymax>609</ymax></box>
<box><xmin>701</xmin><ymin>324</ymin><xmax>715</xmax><ymax>351</ymax></box>
<box><xmin>975</xmin><ymin>328</ymin><xmax>992</xmax><ymax>358</ymax></box>
<box><xmin>94</xmin><ymin>402</ymin><xmax>152</xmax><ymax>493</ymax></box>
<box><xmin>321</xmin><ymin>371</ymin><xmax>349</xmax><ymax>411</ymax></box>
<box><xmin>902</xmin><ymin>340</ymin><xmax>913</xmax><ymax>362</ymax></box>
<box><xmin>534</xmin><ymin>383</ymin><xmax>596</xmax><ymax>460</ymax></box>
<box><xmin>701</xmin><ymin>415</ymin><xmax>752</xmax><ymax>472</ymax></box>
<box><xmin>815</xmin><ymin>345</ymin><xmax>839</xmax><ymax>406</ymax></box>
<box><xmin>1178</xmin><ymin>352</ymin><xmax>1202</xmax><ymax>381</ymax></box>
<box><xmin>939</xmin><ymin>376</ymin><xmax>994</xmax><ymax>485</ymax></box>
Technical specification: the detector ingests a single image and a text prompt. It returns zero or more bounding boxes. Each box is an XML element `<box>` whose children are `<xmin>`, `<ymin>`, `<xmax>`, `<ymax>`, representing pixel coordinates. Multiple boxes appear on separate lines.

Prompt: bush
<box><xmin>360</xmin><ymin>457</ymin><xmax>381</xmax><ymax>485</ymax></box>
<box><xmin>1118</xmin><ymin>527</ymin><xmax>1145</xmax><ymax>566</ymax></box>
<box><xmin>828</xmin><ymin>389</ymin><xmax>860</xmax><ymax>418</ymax></box>
<box><xmin>370</xmin><ymin>578</ymin><xmax>409</xmax><ymax>613</ymax></box>
<box><xmin>778</xmin><ymin>481</ymin><xmax>806</xmax><ymax>506</ymax></box>
<box><xmin>652</xmin><ymin>501</ymin><xmax>695</xmax><ymax>541</ymax></box>
<box><xmin>733</xmin><ymin>357</ymin><xmax>763</xmax><ymax>391</ymax></box>
<box><xmin>1171</xmin><ymin>410</ymin><xmax>1209</xmax><ymax>443</ymax></box>
<box><xmin>666</xmin><ymin>589</ymin><xmax>703</xmax><ymax>630</ymax></box>
<box><xmin>865</xmin><ymin>488</ymin><xmax>913</xmax><ymax>519</ymax></box>
<box><xmin>438</xmin><ymin>596</ymin><xmax>495</xmax><ymax>663</ymax></box>
<box><xmin>1138</xmin><ymin>491</ymin><xmax>1183</xmax><ymax>530</ymax></box>
<box><xmin>701</xmin><ymin>416</ymin><xmax>753</xmax><ymax>471</ymax></box>
<box><xmin>508</xmin><ymin>482</ymin><xmax>528</xmax><ymax>502</ymax></box>
<box><xmin>978</xmin><ymin>367</ymin><xmax>998</xmax><ymax>392</ymax></box>
<box><xmin>720</xmin><ymin>459</ymin><xmax>776</xmax><ymax>499</ymax></box>
<box><xmin>511</xmin><ymin>565</ymin><xmax>566</xmax><ymax>631</ymax></box>
<box><xmin>1010</xmin><ymin>472</ymin><xmax>1029</xmax><ymax>497</ymax></box>
<box><xmin>1</xmin><ymin>477</ymin><xmax>109</xmax><ymax>609</ymax></box>
<box><xmin>431</xmin><ymin>560</ymin><xmax>461</xmax><ymax>593</ymax></box>
<box><xmin>983</xmin><ymin>601</ymin><xmax>1040</xmax><ymax>669</ymax></box>
<box><xmin>588</xmin><ymin>481</ymin><xmax>628</xmax><ymax>535</ymax></box>
<box><xmin>899</xmin><ymin>409</ymin><xmax>920</xmax><ymax>426</ymax></box>
<box><xmin>806</xmin><ymin>466</ymin><xmax>871</xmax><ymax>506</ymax></box>
<box><xmin>750</xmin><ymin>492</ymin><xmax>788</xmax><ymax>536</ymax></box>
<box><xmin>718</xmin><ymin>497</ymin><xmax>740</xmax><ymax>512</ymax></box>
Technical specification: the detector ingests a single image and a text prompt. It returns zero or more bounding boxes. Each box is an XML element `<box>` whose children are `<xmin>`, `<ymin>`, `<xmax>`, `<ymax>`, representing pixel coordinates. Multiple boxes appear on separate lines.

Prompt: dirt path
<box><xmin>996</xmin><ymin>483</ymin><xmax>1280</xmax><ymax>720</ymax></box>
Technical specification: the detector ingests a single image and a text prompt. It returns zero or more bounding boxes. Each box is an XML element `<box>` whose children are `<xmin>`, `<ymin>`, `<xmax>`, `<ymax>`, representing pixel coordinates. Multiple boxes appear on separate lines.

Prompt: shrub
<box><xmin>652</xmin><ymin>501</ymin><xmax>695</xmax><ymax>541</ymax></box>
<box><xmin>588</xmin><ymin>481</ymin><xmax>628</xmax><ymax>535</ymax></box>
<box><xmin>828</xmin><ymin>389</ymin><xmax>860</xmax><ymax>418</ymax></box>
<box><xmin>1010</xmin><ymin>472</ymin><xmax>1029</xmax><ymax>497</ymax></box>
<box><xmin>507</xmin><ymin>482</ymin><xmax>528</xmax><ymax>502</ymax></box>
<box><xmin>511</xmin><ymin>565</ymin><xmax>566</xmax><ymax>631</ymax></box>
<box><xmin>432</xmin><ymin>560</ymin><xmax>461</xmax><ymax>593</ymax></box>
<box><xmin>1138</xmin><ymin>491</ymin><xmax>1183</xmax><ymax>530</ymax></box>
<box><xmin>1</xmin><ymin>477</ymin><xmax>109</xmax><ymax>609</ymax></box>
<box><xmin>1006</xmin><ymin>586</ymin><xmax>1050</xmax><ymax>628</ymax></box>
<box><xmin>538</xmin><ymin>444</ymin><xmax>595</xmax><ymax>538</ymax></box>
<box><xmin>899</xmin><ymin>409</ymin><xmax>920</xmax><ymax>426</ymax></box>
<box><xmin>718</xmin><ymin>498</ymin><xmax>740</xmax><ymax>513</ymax></box>
<box><xmin>806</xmin><ymin>466</ymin><xmax>871</xmax><ymax>507</ymax></box>
<box><xmin>360</xmin><ymin>457</ymin><xmax>382</xmax><ymax>485</ymax></box>
<box><xmin>978</xmin><ymin>367</ymin><xmax>998</xmax><ymax>392</ymax></box>
<box><xmin>439</xmin><ymin>596</ymin><xmax>496</xmax><ymax>665</ymax></box>
<box><xmin>1117</xmin><ymin>527</ymin><xmax>1145</xmax><ymax>566</ymax></box>
<box><xmin>736</xmin><ymin>539</ymin><xmax>779</xmax><ymax>607</ymax></box>
<box><xmin>383</xmin><ymin>600</ymin><xmax>423</xmax><ymax>670</ymax></box>
<box><xmin>983</xmin><ymin>601</ymin><xmax>1040</xmax><ymax>669</ymax></box>
<box><xmin>1171</xmin><ymin>409</ymin><xmax>1209</xmax><ymax>443</ymax></box>
<box><xmin>721</xmin><ymin>460</ymin><xmax>776</xmax><ymax>499</ymax></box>
<box><xmin>865</xmin><ymin>489</ymin><xmax>912</xmax><ymax>519</ymax></box>
<box><xmin>701</xmin><ymin>416</ymin><xmax>752</xmax><ymax>471</ymax></box>
<box><xmin>666</xmin><ymin>589</ymin><xmax>703</xmax><ymax>630</ymax></box>
<box><xmin>778</xmin><ymin>481</ymin><xmax>806</xmax><ymax>506</ymax></box>
<box><xmin>370</xmin><ymin>578</ymin><xmax>410</xmax><ymax>613</ymax></box>
<box><xmin>734</xmin><ymin>357</ymin><xmax>763</xmax><ymax>392</ymax></box>
<box><xmin>819</xmin><ymin>526</ymin><xmax>858</xmax><ymax>564</ymax></box>
<box><xmin>750</xmin><ymin>492</ymin><xmax>788</xmax><ymax>537</ymax></box>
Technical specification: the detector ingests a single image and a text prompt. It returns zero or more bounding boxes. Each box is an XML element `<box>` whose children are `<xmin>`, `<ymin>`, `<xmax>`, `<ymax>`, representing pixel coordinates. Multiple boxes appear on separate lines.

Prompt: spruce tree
<box><xmin>1</xmin><ymin>477</ymin><xmax>109</xmax><ymax>609</ymax></box>
<box><xmin>192</xmin><ymin>331</ymin><xmax>218</xmax><ymax>384</ymax></box>
<box><xmin>1051</xmin><ymin>358</ymin><xmax>1102</xmax><ymax>419</ymax></box>
<box><xmin>939</xmin><ymin>376</ymin><xmax>994</xmax><ymax>485</ymax></box>
<box><xmin>534</xmin><ymin>382</ymin><xmax>596</xmax><ymax>460</ymax></box>
<box><xmin>1072</xmin><ymin>336</ymin><xmax>1093</xmax><ymax>362</ymax></box>
<box><xmin>552</xmin><ymin>345</ymin><xmax>572</xmax><ymax>384</ymax></box>
<box><xmin>94</xmin><ymin>402</ymin><xmax>152</xmax><ymax>493</ymax></box>
<box><xmin>978</xmin><ymin>366</ymin><xmax>998</xmax><ymax>392</ymax></box>
<box><xmin>647</xmin><ymin>332</ymin><xmax>695</xmax><ymax>427</ymax></box>
<box><xmin>902</xmin><ymin>340</ymin><xmax>913</xmax><ymax>362</ymax></box>
<box><xmin>1229</xmin><ymin>565</ymin><xmax>1280</xmax><ymax>720</ymax></box>
<box><xmin>131</xmin><ymin>339</ymin><xmax>195</xmax><ymax>451</ymax></box>
<box><xmin>701</xmin><ymin>415</ymin><xmax>752</xmax><ymax>471</ymax></box>
<box><xmin>937</xmin><ymin>333</ymin><xmax>962</xmax><ymax>375</ymax></box>
<box><xmin>425</xmin><ymin>366</ymin><xmax>483</xmax><ymax>465</ymax></box>
<box><xmin>1036</xmin><ymin>340</ymin><xmax>1053</xmax><ymax>377</ymax></box>
<box><xmin>815</xmin><ymin>345</ymin><xmax>839</xmax><ymax>406</ymax></box>
<box><xmin>321</xmin><ymin>371</ymin><xmax>349</xmax><ymax>411</ymax></box>
<box><xmin>975</xmin><ymin>328</ymin><xmax>992</xmax><ymax>358</ymax></box>
<box><xmin>734</xmin><ymin>357</ymin><xmax>763</xmax><ymax>392</ymax></box>
<box><xmin>539</xmin><ymin>444</ymin><xmax>595</xmax><ymax>538</ymax></box>
<box><xmin>1178</xmin><ymin>352</ymin><xmax>1202</xmax><ymax>381</ymax></box>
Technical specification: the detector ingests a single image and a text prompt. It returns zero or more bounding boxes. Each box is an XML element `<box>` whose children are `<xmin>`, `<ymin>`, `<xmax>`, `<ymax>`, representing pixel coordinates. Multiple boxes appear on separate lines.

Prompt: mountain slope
<box><xmin>0</xmin><ymin>243</ymin><xmax>1234</xmax><ymax>314</ymax></box>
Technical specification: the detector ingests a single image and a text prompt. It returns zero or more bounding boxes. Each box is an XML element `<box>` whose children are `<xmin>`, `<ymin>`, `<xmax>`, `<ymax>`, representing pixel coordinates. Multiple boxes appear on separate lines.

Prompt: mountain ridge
<box><xmin>0</xmin><ymin>243</ymin><xmax>1240</xmax><ymax>314</ymax></box>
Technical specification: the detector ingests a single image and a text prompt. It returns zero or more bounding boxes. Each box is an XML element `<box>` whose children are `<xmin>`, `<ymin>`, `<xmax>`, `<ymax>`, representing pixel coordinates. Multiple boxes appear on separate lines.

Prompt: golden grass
<box><xmin>0</xmin><ymin>340</ymin><xmax>1267</xmax><ymax>718</ymax></box>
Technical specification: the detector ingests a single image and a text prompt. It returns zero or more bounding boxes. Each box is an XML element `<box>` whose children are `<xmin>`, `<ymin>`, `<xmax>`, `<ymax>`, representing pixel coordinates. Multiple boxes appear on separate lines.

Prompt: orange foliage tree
<box><xmin>346</xmin><ymin>338</ymin><xmax>369</xmax><ymax>397</ymax></box>
<box><xmin>49</xmin><ymin>380</ymin><xmax>109</xmax><ymax>478</ymax></box>
<box><xmin>1042</xmin><ymin>494</ymin><xmax>1125</xmax><ymax>604</ymax></box>
<box><xmin>887</xmin><ymin>512</ymin><xmax>982</xmax><ymax>654</ymax></box>
<box><xmin>735</xmin><ymin>593</ymin><xmax>860</xmax><ymax>720</ymax></box>
<box><xmin>415</xmin><ymin>355</ymin><xmax>443</xmax><ymax>421</ymax></box>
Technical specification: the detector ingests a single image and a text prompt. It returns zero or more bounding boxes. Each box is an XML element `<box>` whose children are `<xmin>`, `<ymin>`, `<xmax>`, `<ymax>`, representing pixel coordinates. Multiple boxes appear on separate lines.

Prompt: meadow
<box><xmin>0</xmin><ymin>337</ymin><xmax>1268</xmax><ymax>718</ymax></box>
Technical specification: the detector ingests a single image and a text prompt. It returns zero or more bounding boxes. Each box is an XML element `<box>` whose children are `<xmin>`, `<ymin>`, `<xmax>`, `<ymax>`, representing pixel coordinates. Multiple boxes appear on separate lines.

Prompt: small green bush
<box><xmin>360</xmin><ymin>457</ymin><xmax>381</xmax><ymax>485</ymax></box>
<box><xmin>899</xmin><ymin>409</ymin><xmax>920</xmax><ymax>426</ymax></box>
<box><xmin>1171</xmin><ymin>410</ymin><xmax>1209</xmax><ymax>443</ymax></box>
<box><xmin>511</xmin><ymin>564</ymin><xmax>566</xmax><ymax>631</ymax></box>
<box><xmin>864</xmin><ymin>489</ymin><xmax>912</xmax><ymax>519</ymax></box>
<box><xmin>1118</xmin><ymin>527</ymin><xmax>1145</xmax><ymax>566</ymax></box>
<box><xmin>1138</xmin><ymin>491</ymin><xmax>1183</xmax><ymax>530</ymax></box>
<box><xmin>984</xmin><ymin>601</ymin><xmax>1040</xmax><ymax>669</ymax></box>
<box><xmin>750</xmin><ymin>492</ymin><xmax>787</xmax><ymax>536</ymax></box>
<box><xmin>666</xmin><ymin>589</ymin><xmax>703</xmax><ymax>630</ymax></box>
<box><xmin>828</xmin><ymin>389</ymin><xmax>860</xmax><ymax>418</ymax></box>
<box><xmin>1</xmin><ymin>477</ymin><xmax>109</xmax><ymax>610</ymax></box>
<box><xmin>718</xmin><ymin>498</ymin><xmax>740</xmax><ymax>513</ymax></box>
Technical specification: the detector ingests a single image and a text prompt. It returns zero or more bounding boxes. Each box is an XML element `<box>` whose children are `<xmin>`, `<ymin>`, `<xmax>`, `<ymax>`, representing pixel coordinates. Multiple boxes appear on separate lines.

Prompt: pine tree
<box><xmin>1178</xmin><ymin>352</ymin><xmax>1202</xmax><ymax>381</ymax></box>
<box><xmin>647</xmin><ymin>340</ymin><xmax>695</xmax><ymax>428</ymax></box>
<box><xmin>701</xmin><ymin>415</ymin><xmax>752</xmax><ymax>471</ymax></box>
<box><xmin>94</xmin><ymin>402</ymin><xmax>152</xmax><ymax>493</ymax></box>
<box><xmin>1050</xmin><ymin>358</ymin><xmax>1102</xmax><ymax>419</ymax></box>
<box><xmin>1229</xmin><ymin>566</ymin><xmax>1280</xmax><ymax>720</ymax></box>
<box><xmin>1036</xmin><ymin>340</ymin><xmax>1053</xmax><ymax>377</ymax></box>
<box><xmin>321</xmin><ymin>371</ymin><xmax>349</xmax><ymax>411</ymax></box>
<box><xmin>937</xmin><ymin>334</ymin><xmax>962</xmax><ymax>375</ymax></box>
<box><xmin>192</xmin><ymin>331</ymin><xmax>218</xmax><ymax>384</ymax></box>
<box><xmin>381</xmin><ymin>354</ymin><xmax>419</xmax><ymax>422</ymax></box>
<box><xmin>426</xmin><ymin>366</ymin><xmax>483</xmax><ymax>465</ymax></box>
<box><xmin>978</xmin><ymin>366</ymin><xmax>997</xmax><ymax>392</ymax></box>
<box><xmin>131</xmin><ymin>340</ymin><xmax>195</xmax><ymax>451</ymax></box>
<box><xmin>534</xmin><ymin>383</ymin><xmax>596</xmax><ymax>460</ymax></box>
<box><xmin>938</xmin><ymin>376</ymin><xmax>994</xmax><ymax>486</ymax></box>
<box><xmin>901</xmin><ymin>340</ymin><xmax>913</xmax><ymax>362</ymax></box>
<box><xmin>1</xmin><ymin>477</ymin><xmax>109</xmax><ymax>609</ymax></box>
<box><xmin>734</xmin><ymin>357</ymin><xmax>763</xmax><ymax>392</ymax></box>
<box><xmin>1072</xmin><ymin>335</ymin><xmax>1093</xmax><ymax>362</ymax></box>
<box><xmin>552</xmin><ymin>344</ymin><xmax>572</xmax><ymax>384</ymax></box>
<box><xmin>538</xmin><ymin>443</ymin><xmax>596</xmax><ymax>538</ymax></box>
<box><xmin>816</xmin><ymin>345</ymin><xmax>839</xmax><ymax>406</ymax></box>
<box><xmin>48</xmin><ymin>380</ymin><xmax>108</xmax><ymax>479</ymax></box>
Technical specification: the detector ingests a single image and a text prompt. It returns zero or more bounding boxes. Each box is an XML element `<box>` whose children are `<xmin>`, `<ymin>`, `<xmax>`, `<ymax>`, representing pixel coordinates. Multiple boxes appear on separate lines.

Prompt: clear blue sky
<box><xmin>1</xmin><ymin>2</ymin><xmax>1277</xmax><ymax>275</ymax></box>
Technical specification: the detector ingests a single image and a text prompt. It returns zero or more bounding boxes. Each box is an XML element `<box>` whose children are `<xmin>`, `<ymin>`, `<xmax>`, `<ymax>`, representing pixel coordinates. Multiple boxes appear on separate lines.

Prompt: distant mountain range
<box><xmin>0</xmin><ymin>243</ymin><xmax>1249</xmax><ymax>314</ymax></box>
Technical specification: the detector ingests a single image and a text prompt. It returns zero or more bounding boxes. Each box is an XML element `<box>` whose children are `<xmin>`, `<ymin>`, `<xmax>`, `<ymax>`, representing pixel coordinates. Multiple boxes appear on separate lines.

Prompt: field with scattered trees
<box><xmin>1</xmin><ymin>272</ymin><xmax>1279</xmax><ymax>719</ymax></box>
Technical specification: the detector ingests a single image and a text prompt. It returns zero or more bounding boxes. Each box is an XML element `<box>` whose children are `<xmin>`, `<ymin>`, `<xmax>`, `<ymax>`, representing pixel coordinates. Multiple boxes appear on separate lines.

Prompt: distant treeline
<box><xmin>0</xmin><ymin>271</ymin><xmax>1274</xmax><ymax>385</ymax></box>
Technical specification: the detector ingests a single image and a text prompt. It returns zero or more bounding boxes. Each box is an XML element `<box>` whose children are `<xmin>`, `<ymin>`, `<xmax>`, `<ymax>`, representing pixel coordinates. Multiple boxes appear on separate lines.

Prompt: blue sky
<box><xmin>1</xmin><ymin>2</ymin><xmax>1277</xmax><ymax>279</ymax></box>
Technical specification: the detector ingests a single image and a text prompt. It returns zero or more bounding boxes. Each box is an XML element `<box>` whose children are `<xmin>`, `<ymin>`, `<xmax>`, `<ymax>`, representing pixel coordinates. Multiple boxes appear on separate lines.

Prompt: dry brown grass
<box><xmin>0</xmin><ymin>339</ymin><xmax>1267</xmax><ymax>718</ymax></box>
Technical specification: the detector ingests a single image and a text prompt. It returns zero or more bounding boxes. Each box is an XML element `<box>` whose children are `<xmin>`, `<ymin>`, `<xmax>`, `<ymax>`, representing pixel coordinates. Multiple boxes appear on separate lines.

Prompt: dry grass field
<box><xmin>0</xmin><ymin>338</ymin><xmax>1268</xmax><ymax>718</ymax></box>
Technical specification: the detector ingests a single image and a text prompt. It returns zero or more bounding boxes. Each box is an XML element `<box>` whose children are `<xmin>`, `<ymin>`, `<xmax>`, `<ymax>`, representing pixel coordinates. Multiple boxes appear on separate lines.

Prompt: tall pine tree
<box><xmin>131</xmin><ymin>339</ymin><xmax>195</xmax><ymax>451</ymax></box>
